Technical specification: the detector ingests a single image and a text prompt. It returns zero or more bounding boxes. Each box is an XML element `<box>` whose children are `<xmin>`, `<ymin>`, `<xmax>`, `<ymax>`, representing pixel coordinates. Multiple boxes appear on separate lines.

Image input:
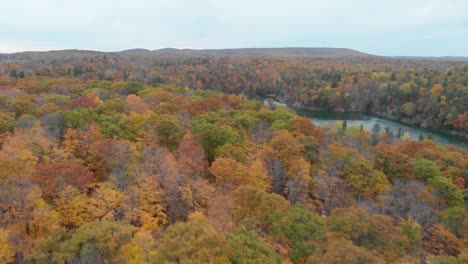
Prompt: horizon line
<box><xmin>0</xmin><ymin>47</ymin><xmax>467</xmax><ymax>58</ymax></box>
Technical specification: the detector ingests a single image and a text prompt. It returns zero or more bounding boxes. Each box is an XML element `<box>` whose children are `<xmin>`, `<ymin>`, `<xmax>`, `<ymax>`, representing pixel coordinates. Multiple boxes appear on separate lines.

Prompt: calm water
<box><xmin>299</xmin><ymin>110</ymin><xmax>468</xmax><ymax>149</ymax></box>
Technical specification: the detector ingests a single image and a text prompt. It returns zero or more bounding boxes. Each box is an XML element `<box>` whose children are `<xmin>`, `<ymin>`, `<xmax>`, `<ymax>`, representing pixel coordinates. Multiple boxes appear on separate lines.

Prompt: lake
<box><xmin>298</xmin><ymin>110</ymin><xmax>468</xmax><ymax>149</ymax></box>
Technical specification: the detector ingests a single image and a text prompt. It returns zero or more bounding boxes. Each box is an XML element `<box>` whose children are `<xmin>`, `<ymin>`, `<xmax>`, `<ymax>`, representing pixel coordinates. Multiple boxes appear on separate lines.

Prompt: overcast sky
<box><xmin>1</xmin><ymin>0</ymin><xmax>467</xmax><ymax>56</ymax></box>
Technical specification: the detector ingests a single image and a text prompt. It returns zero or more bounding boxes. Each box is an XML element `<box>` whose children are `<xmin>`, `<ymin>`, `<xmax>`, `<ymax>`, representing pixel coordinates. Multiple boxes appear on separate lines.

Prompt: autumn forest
<box><xmin>0</xmin><ymin>50</ymin><xmax>467</xmax><ymax>263</ymax></box>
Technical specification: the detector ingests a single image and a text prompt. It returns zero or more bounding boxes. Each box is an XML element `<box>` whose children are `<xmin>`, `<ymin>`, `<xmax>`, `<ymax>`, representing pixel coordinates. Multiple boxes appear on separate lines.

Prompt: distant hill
<box><xmin>149</xmin><ymin>47</ymin><xmax>374</xmax><ymax>58</ymax></box>
<box><xmin>391</xmin><ymin>56</ymin><xmax>468</xmax><ymax>62</ymax></box>
<box><xmin>0</xmin><ymin>47</ymin><xmax>374</xmax><ymax>61</ymax></box>
<box><xmin>1</xmin><ymin>48</ymin><xmax>467</xmax><ymax>67</ymax></box>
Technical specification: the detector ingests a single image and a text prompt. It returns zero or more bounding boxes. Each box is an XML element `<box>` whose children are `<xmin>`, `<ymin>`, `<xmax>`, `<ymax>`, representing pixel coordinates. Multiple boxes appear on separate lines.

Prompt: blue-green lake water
<box><xmin>299</xmin><ymin>110</ymin><xmax>468</xmax><ymax>149</ymax></box>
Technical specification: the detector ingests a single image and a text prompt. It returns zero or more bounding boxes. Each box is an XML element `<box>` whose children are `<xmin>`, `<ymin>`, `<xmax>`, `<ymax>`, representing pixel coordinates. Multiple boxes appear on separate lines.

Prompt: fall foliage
<box><xmin>0</xmin><ymin>58</ymin><xmax>466</xmax><ymax>263</ymax></box>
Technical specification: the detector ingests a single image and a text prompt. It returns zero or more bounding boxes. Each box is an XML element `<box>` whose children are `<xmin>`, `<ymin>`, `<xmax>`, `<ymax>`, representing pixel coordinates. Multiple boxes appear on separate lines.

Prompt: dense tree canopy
<box><xmin>0</xmin><ymin>56</ymin><xmax>466</xmax><ymax>263</ymax></box>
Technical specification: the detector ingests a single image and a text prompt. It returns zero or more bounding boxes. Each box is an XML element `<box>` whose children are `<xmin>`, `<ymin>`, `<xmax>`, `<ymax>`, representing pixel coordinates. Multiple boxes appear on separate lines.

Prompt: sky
<box><xmin>1</xmin><ymin>0</ymin><xmax>468</xmax><ymax>56</ymax></box>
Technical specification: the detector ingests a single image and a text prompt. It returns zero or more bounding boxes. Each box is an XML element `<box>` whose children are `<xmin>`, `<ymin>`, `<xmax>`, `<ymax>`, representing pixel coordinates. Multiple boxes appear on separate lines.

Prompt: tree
<box><xmin>10</xmin><ymin>69</ymin><xmax>17</xmax><ymax>79</ymax></box>
<box><xmin>151</xmin><ymin>114</ymin><xmax>184</xmax><ymax>150</ymax></box>
<box><xmin>233</xmin><ymin>112</ymin><xmax>258</xmax><ymax>132</ymax></box>
<box><xmin>72</xmin><ymin>66</ymin><xmax>83</xmax><ymax>76</ymax></box>
<box><xmin>269</xmin><ymin>204</ymin><xmax>325</xmax><ymax>263</ymax></box>
<box><xmin>418</xmin><ymin>134</ymin><xmax>425</xmax><ymax>141</ymax></box>
<box><xmin>327</xmin><ymin>207</ymin><xmax>393</xmax><ymax>251</ymax></box>
<box><xmin>322</xmin><ymin>142</ymin><xmax>360</xmax><ymax>177</ymax></box>
<box><xmin>226</xmin><ymin>226</ymin><xmax>281</xmax><ymax>264</ymax></box>
<box><xmin>266</xmin><ymin>130</ymin><xmax>311</xmax><ymax>203</ymax></box>
<box><xmin>231</xmin><ymin>186</ymin><xmax>290</xmax><ymax>230</ymax></box>
<box><xmin>125</xmin><ymin>94</ymin><xmax>150</xmax><ymax>114</ymax></box>
<box><xmin>192</xmin><ymin>122</ymin><xmax>239</xmax><ymax>164</ymax></box>
<box><xmin>0</xmin><ymin>228</ymin><xmax>14</xmax><ymax>264</ymax></box>
<box><xmin>299</xmin><ymin>135</ymin><xmax>320</xmax><ymax>166</ymax></box>
<box><xmin>63</xmin><ymin>125</ymin><xmax>103</xmax><ymax>166</ymax></box>
<box><xmin>8</xmin><ymin>96</ymin><xmax>36</xmax><ymax>116</ymax></box>
<box><xmin>0</xmin><ymin>111</ymin><xmax>15</xmax><ymax>133</ymax></box>
<box><xmin>122</xmin><ymin>69</ymin><xmax>131</xmax><ymax>81</ymax></box>
<box><xmin>119</xmin><ymin>82</ymin><xmax>144</xmax><ymax>95</ymax></box>
<box><xmin>97</xmin><ymin>98</ymin><xmax>127</xmax><ymax>115</ymax></box>
<box><xmin>429</xmin><ymin>176</ymin><xmax>464</xmax><ymax>209</ymax></box>
<box><xmin>187</xmin><ymin>97</ymin><xmax>222</xmax><ymax>116</ymax></box>
<box><xmin>117</xmin><ymin>231</ymin><xmax>156</xmax><ymax>264</ymax></box>
<box><xmin>345</xmin><ymin>169</ymin><xmax>391</xmax><ymax>200</ymax></box>
<box><xmin>55</xmin><ymin>183</ymin><xmax>123</xmax><ymax>229</ymax></box>
<box><xmin>311</xmin><ymin>172</ymin><xmax>354</xmax><ymax>215</ymax></box>
<box><xmin>34</xmin><ymin>161</ymin><xmax>95</xmax><ymax>198</ymax></box>
<box><xmin>28</xmin><ymin>198</ymin><xmax>61</xmax><ymax>239</ymax></box>
<box><xmin>64</xmin><ymin>96</ymin><xmax>100</xmax><ymax>110</ymax></box>
<box><xmin>452</xmin><ymin>111</ymin><xmax>467</xmax><ymax>131</ymax></box>
<box><xmin>123</xmin><ymin>173</ymin><xmax>168</xmax><ymax>230</ymax></box>
<box><xmin>138</xmin><ymin>147</ymin><xmax>192</xmax><ymax>222</ymax></box>
<box><xmin>150</xmin><ymin>212</ymin><xmax>230</xmax><ymax>263</ymax></box>
<box><xmin>32</xmin><ymin>220</ymin><xmax>133</xmax><ymax>263</ymax></box>
<box><xmin>373</xmin><ymin>143</ymin><xmax>414</xmax><ymax>180</ymax></box>
<box><xmin>92</xmin><ymin>139</ymin><xmax>137</xmax><ymax>188</ymax></box>
<box><xmin>389</xmin><ymin>217</ymin><xmax>422</xmax><ymax>262</ymax></box>
<box><xmin>40</xmin><ymin>112</ymin><xmax>66</xmax><ymax>139</ymax></box>
<box><xmin>309</xmin><ymin>239</ymin><xmax>385</xmax><ymax>264</ymax></box>
<box><xmin>414</xmin><ymin>158</ymin><xmax>442</xmax><ymax>181</ymax></box>
<box><xmin>0</xmin><ymin>123</ymin><xmax>66</xmax><ymax>179</ymax></box>
<box><xmin>98</xmin><ymin>113</ymin><xmax>139</xmax><ymax>140</ymax></box>
<box><xmin>176</xmin><ymin>133</ymin><xmax>208</xmax><ymax>178</ymax></box>
<box><xmin>215</xmin><ymin>143</ymin><xmax>248</xmax><ymax>163</ymax></box>
<box><xmin>430</xmin><ymin>255</ymin><xmax>460</xmax><ymax>264</ymax></box>
<box><xmin>210</xmin><ymin>157</ymin><xmax>269</xmax><ymax>191</ymax></box>
<box><xmin>381</xmin><ymin>179</ymin><xmax>435</xmax><ymax>225</ymax></box>
<box><xmin>397</xmin><ymin>127</ymin><xmax>403</xmax><ymax>138</ymax></box>
<box><xmin>63</xmin><ymin>108</ymin><xmax>99</xmax><ymax>129</ymax></box>
<box><xmin>371</xmin><ymin>123</ymin><xmax>381</xmax><ymax>145</ymax></box>
<box><xmin>423</xmin><ymin>224</ymin><xmax>463</xmax><ymax>256</ymax></box>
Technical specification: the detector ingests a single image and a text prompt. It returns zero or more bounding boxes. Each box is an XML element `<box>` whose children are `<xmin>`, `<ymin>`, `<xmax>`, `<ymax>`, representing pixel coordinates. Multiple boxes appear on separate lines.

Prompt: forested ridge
<box><xmin>1</xmin><ymin>50</ymin><xmax>467</xmax><ymax>138</ymax></box>
<box><xmin>0</xmin><ymin>51</ymin><xmax>467</xmax><ymax>263</ymax></box>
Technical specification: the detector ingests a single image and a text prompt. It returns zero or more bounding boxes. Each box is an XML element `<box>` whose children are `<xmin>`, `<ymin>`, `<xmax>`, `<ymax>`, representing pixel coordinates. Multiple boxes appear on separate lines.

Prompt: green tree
<box><xmin>414</xmin><ymin>158</ymin><xmax>441</xmax><ymax>181</ymax></box>
<box><xmin>226</xmin><ymin>226</ymin><xmax>281</xmax><ymax>264</ymax></box>
<box><xmin>63</xmin><ymin>108</ymin><xmax>99</xmax><ymax>129</ymax></box>
<box><xmin>371</xmin><ymin>123</ymin><xmax>381</xmax><ymax>145</ymax></box>
<box><xmin>327</xmin><ymin>207</ymin><xmax>393</xmax><ymax>251</ymax></box>
<box><xmin>10</xmin><ymin>69</ymin><xmax>17</xmax><ymax>79</ymax></box>
<box><xmin>215</xmin><ymin>143</ymin><xmax>248</xmax><ymax>163</ymax></box>
<box><xmin>192</xmin><ymin>122</ymin><xmax>239</xmax><ymax>163</ymax></box>
<box><xmin>151</xmin><ymin>114</ymin><xmax>184</xmax><ymax>150</ymax></box>
<box><xmin>32</xmin><ymin>221</ymin><xmax>133</xmax><ymax>264</ymax></box>
<box><xmin>0</xmin><ymin>111</ymin><xmax>15</xmax><ymax>133</ymax></box>
<box><xmin>345</xmin><ymin>169</ymin><xmax>391</xmax><ymax>199</ymax></box>
<box><xmin>269</xmin><ymin>204</ymin><xmax>325</xmax><ymax>263</ymax></box>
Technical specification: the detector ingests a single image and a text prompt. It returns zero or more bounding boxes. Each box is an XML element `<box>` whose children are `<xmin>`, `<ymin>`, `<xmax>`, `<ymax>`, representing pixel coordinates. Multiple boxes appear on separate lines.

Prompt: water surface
<box><xmin>299</xmin><ymin>110</ymin><xmax>468</xmax><ymax>149</ymax></box>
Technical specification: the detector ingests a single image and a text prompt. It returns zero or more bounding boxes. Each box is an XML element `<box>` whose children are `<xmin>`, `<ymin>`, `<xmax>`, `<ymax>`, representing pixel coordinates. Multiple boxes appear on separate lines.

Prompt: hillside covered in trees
<box><xmin>1</xmin><ymin>49</ymin><xmax>467</xmax><ymax>139</ymax></box>
<box><xmin>0</xmin><ymin>68</ymin><xmax>467</xmax><ymax>263</ymax></box>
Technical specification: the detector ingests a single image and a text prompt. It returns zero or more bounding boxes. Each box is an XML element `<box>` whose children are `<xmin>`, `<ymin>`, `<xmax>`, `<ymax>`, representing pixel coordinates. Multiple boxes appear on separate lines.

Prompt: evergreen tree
<box><xmin>10</xmin><ymin>69</ymin><xmax>17</xmax><ymax>79</ymax></box>
<box><xmin>371</xmin><ymin>123</ymin><xmax>381</xmax><ymax>145</ymax></box>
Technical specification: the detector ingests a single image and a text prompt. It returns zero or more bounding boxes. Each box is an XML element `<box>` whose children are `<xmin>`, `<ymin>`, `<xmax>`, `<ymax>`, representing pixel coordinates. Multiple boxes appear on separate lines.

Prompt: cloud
<box><xmin>1</xmin><ymin>0</ymin><xmax>467</xmax><ymax>55</ymax></box>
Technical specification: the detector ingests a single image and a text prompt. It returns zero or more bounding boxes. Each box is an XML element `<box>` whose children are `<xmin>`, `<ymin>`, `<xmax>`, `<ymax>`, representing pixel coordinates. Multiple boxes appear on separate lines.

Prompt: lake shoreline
<box><xmin>263</xmin><ymin>99</ymin><xmax>467</xmax><ymax>148</ymax></box>
<box><xmin>299</xmin><ymin>109</ymin><xmax>468</xmax><ymax>149</ymax></box>
<box><xmin>371</xmin><ymin>111</ymin><xmax>468</xmax><ymax>140</ymax></box>
<box><xmin>295</xmin><ymin>106</ymin><xmax>468</xmax><ymax>141</ymax></box>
